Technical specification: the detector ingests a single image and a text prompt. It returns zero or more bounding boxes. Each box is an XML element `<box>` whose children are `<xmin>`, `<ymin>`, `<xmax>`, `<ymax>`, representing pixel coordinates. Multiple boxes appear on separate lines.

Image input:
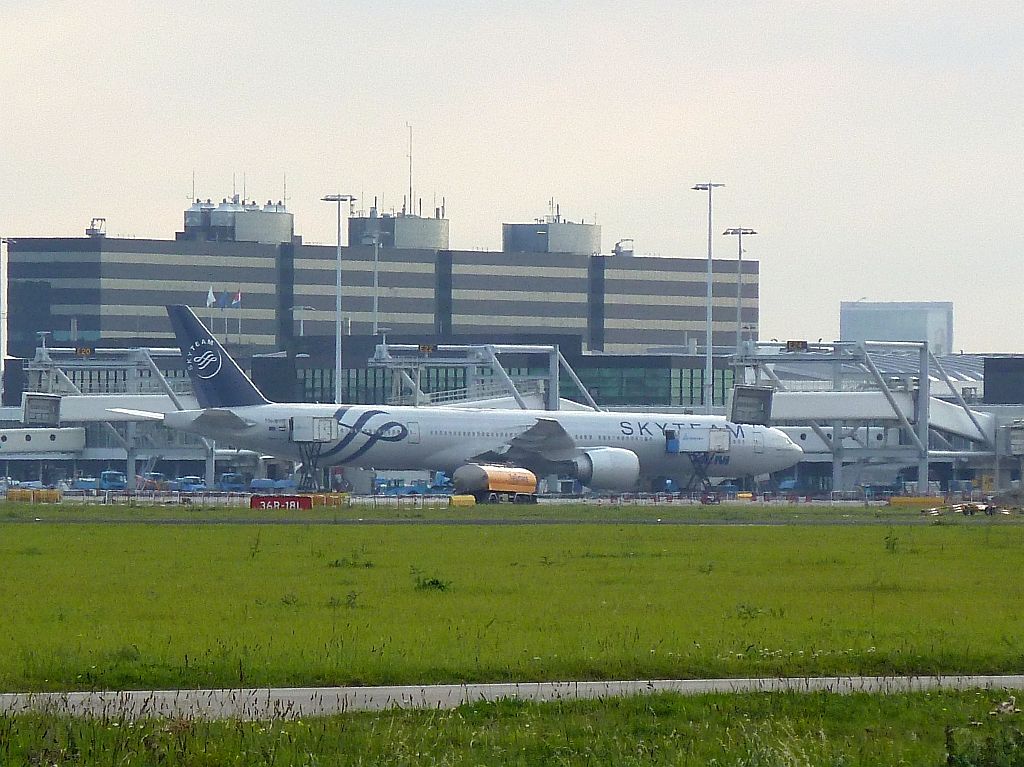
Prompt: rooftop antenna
<box><xmin>406</xmin><ymin>122</ymin><xmax>413</xmax><ymax>217</ymax></box>
<box><xmin>232</xmin><ymin>173</ymin><xmax>236</xmax><ymax>199</ymax></box>
<box><xmin>191</xmin><ymin>170</ymin><xmax>196</xmax><ymax>201</ymax></box>
<box><xmin>282</xmin><ymin>173</ymin><xmax>289</xmax><ymax>208</ymax></box>
<box><xmin>242</xmin><ymin>172</ymin><xmax>247</xmax><ymax>203</ymax></box>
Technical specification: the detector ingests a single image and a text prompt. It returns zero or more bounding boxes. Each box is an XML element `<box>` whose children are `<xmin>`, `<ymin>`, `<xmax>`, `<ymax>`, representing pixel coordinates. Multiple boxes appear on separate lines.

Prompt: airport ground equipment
<box><xmin>452</xmin><ymin>464</ymin><xmax>538</xmax><ymax>503</ymax></box>
<box><xmin>216</xmin><ymin>472</ymin><xmax>247</xmax><ymax>492</ymax></box>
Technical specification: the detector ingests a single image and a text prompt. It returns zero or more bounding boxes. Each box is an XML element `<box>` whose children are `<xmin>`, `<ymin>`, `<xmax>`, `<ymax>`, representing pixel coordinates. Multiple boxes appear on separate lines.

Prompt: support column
<box><xmin>831</xmin><ymin>348</ymin><xmax>843</xmax><ymax>492</ymax></box>
<box><xmin>916</xmin><ymin>342</ymin><xmax>930</xmax><ymax>493</ymax></box>
<box><xmin>547</xmin><ymin>345</ymin><xmax>560</xmax><ymax>411</ymax></box>
<box><xmin>205</xmin><ymin>441</ymin><xmax>216</xmax><ymax>487</ymax></box>
<box><xmin>125</xmin><ymin>421</ymin><xmax>137</xmax><ymax>488</ymax></box>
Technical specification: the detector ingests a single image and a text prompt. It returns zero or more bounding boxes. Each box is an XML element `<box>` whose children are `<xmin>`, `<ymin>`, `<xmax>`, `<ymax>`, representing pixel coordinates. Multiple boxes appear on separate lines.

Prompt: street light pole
<box><xmin>692</xmin><ymin>182</ymin><xmax>724</xmax><ymax>414</ymax></box>
<box><xmin>371</xmin><ymin>234</ymin><xmax>380</xmax><ymax>336</ymax></box>
<box><xmin>723</xmin><ymin>228</ymin><xmax>757</xmax><ymax>353</ymax></box>
<box><xmin>321</xmin><ymin>194</ymin><xmax>356</xmax><ymax>404</ymax></box>
<box><xmin>289</xmin><ymin>306</ymin><xmax>314</xmax><ymax>337</ymax></box>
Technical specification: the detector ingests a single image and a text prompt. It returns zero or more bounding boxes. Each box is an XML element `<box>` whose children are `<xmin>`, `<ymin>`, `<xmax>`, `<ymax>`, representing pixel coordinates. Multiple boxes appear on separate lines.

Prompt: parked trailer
<box><xmin>452</xmin><ymin>464</ymin><xmax>538</xmax><ymax>504</ymax></box>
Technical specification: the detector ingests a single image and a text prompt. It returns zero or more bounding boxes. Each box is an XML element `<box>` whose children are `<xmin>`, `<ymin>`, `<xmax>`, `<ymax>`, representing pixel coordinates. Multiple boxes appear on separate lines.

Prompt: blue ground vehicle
<box><xmin>99</xmin><ymin>471</ymin><xmax>128</xmax><ymax>491</ymax></box>
<box><xmin>171</xmin><ymin>475</ymin><xmax>207</xmax><ymax>492</ymax></box>
<box><xmin>72</xmin><ymin>471</ymin><xmax>127</xmax><ymax>491</ymax></box>
<box><xmin>216</xmin><ymin>472</ymin><xmax>247</xmax><ymax>492</ymax></box>
<box><xmin>250</xmin><ymin>477</ymin><xmax>298</xmax><ymax>493</ymax></box>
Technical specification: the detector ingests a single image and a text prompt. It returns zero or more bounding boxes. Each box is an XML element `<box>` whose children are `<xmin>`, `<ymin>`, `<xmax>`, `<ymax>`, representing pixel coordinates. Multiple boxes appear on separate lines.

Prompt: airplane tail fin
<box><xmin>166</xmin><ymin>304</ymin><xmax>270</xmax><ymax>409</ymax></box>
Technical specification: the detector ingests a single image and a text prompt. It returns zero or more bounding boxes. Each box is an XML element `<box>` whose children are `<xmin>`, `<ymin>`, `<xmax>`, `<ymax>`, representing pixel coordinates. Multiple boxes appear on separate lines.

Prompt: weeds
<box><xmin>327</xmin><ymin>592</ymin><xmax>360</xmax><ymax>609</ymax></box>
<box><xmin>248</xmin><ymin>530</ymin><xmax>262</xmax><ymax>559</ymax></box>
<box><xmin>411</xmin><ymin>566</ymin><xmax>451</xmax><ymax>592</ymax></box>
<box><xmin>327</xmin><ymin>547</ymin><xmax>374</xmax><ymax>569</ymax></box>
<box><xmin>945</xmin><ymin>724</ymin><xmax>1024</xmax><ymax>766</ymax></box>
<box><xmin>0</xmin><ymin>691</ymin><xmax>1017</xmax><ymax>765</ymax></box>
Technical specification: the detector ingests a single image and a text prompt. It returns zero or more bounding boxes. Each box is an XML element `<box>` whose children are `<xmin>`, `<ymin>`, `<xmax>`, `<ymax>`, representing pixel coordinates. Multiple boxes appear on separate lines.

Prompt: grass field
<box><xmin>2</xmin><ymin>517</ymin><xmax>1023</xmax><ymax>692</ymax></box>
<box><xmin>0</xmin><ymin>497</ymin><xmax>970</xmax><ymax>525</ymax></box>
<box><xmin>3</xmin><ymin>691</ymin><xmax>1023</xmax><ymax>765</ymax></box>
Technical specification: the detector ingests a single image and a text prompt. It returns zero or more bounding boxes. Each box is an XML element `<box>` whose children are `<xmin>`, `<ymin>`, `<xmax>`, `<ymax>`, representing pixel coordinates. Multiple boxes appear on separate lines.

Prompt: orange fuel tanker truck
<box><xmin>452</xmin><ymin>464</ymin><xmax>538</xmax><ymax>504</ymax></box>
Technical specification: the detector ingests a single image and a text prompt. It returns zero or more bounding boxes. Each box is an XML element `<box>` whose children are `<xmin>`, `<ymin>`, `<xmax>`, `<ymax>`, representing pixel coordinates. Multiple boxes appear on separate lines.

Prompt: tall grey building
<box><xmin>840</xmin><ymin>301</ymin><xmax>954</xmax><ymax>355</ymax></box>
<box><xmin>5</xmin><ymin>198</ymin><xmax>758</xmax><ymax>358</ymax></box>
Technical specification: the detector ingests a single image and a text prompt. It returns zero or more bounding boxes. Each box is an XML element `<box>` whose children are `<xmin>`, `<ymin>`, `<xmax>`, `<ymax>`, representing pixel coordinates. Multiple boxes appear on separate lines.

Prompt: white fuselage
<box><xmin>165</xmin><ymin>403</ymin><xmax>803</xmax><ymax>481</ymax></box>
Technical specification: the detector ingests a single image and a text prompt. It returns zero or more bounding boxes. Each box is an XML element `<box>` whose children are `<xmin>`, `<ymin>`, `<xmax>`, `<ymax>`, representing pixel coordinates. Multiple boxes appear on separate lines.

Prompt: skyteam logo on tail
<box><xmin>186</xmin><ymin>338</ymin><xmax>222</xmax><ymax>380</ymax></box>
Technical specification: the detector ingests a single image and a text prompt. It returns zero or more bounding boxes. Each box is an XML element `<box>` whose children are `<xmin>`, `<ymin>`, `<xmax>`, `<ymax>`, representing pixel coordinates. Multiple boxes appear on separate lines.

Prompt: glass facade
<box><xmin>296</xmin><ymin>361</ymin><xmax>734</xmax><ymax>408</ymax></box>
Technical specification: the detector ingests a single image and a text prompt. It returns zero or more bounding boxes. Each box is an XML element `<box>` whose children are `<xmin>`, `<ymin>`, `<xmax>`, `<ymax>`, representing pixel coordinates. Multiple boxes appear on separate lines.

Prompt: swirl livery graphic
<box><xmin>186</xmin><ymin>339</ymin><xmax>222</xmax><ymax>380</ymax></box>
<box><xmin>321</xmin><ymin>409</ymin><xmax>408</xmax><ymax>463</ymax></box>
<box><xmin>342</xmin><ymin>421</ymin><xmax>409</xmax><ymax>462</ymax></box>
<box><xmin>193</xmin><ymin>351</ymin><xmax>219</xmax><ymax>371</ymax></box>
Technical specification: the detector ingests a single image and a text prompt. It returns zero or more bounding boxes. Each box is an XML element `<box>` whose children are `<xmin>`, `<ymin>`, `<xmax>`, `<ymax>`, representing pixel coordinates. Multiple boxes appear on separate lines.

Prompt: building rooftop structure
<box><xmin>840</xmin><ymin>301</ymin><xmax>954</xmax><ymax>355</ymax></box>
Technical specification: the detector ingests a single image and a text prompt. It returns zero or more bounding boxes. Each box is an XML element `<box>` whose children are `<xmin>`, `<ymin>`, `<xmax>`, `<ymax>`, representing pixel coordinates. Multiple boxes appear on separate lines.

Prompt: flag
<box><xmin>216</xmin><ymin>291</ymin><xmax>232</xmax><ymax>309</ymax></box>
<box><xmin>206</xmin><ymin>286</ymin><xmax>216</xmax><ymax>308</ymax></box>
<box><xmin>231</xmin><ymin>290</ymin><xmax>242</xmax><ymax>308</ymax></box>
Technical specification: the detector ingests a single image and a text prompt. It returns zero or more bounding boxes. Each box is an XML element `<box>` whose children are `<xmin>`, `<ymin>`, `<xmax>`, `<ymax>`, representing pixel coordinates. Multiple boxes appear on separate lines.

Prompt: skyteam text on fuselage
<box><xmin>119</xmin><ymin>305</ymin><xmax>803</xmax><ymax>490</ymax></box>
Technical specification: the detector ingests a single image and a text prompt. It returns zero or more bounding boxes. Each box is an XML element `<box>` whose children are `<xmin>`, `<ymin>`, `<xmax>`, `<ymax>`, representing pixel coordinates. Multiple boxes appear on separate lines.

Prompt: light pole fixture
<box><xmin>723</xmin><ymin>227</ymin><xmax>757</xmax><ymax>353</ymax></box>
<box><xmin>321</xmin><ymin>193</ymin><xmax>357</xmax><ymax>404</ymax></box>
<box><xmin>692</xmin><ymin>181</ymin><xmax>724</xmax><ymax>414</ymax></box>
<box><xmin>362</xmin><ymin>231</ymin><xmax>382</xmax><ymax>335</ymax></box>
<box><xmin>289</xmin><ymin>305</ymin><xmax>315</xmax><ymax>337</ymax></box>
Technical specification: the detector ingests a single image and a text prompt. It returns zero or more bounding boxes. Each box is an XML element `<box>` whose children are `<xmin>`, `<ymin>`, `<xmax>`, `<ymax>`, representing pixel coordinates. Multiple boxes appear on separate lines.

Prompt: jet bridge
<box><xmin>22</xmin><ymin>345</ymin><xmax>216</xmax><ymax>484</ymax></box>
<box><xmin>736</xmin><ymin>340</ymin><xmax>995</xmax><ymax>491</ymax></box>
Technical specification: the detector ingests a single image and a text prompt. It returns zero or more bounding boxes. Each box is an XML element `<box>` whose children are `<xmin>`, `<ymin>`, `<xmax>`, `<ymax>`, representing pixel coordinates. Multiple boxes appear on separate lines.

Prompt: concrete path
<box><xmin>3</xmin><ymin>676</ymin><xmax>1024</xmax><ymax>720</ymax></box>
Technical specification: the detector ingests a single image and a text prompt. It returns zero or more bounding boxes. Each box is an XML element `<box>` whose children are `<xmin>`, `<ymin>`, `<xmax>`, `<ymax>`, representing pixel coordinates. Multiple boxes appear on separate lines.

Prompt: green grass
<box><xmin>3</xmin><ymin>691</ymin><xmax>1024</xmax><ymax>765</ymax></box>
<box><xmin>2</xmin><ymin>521</ymin><xmax>1024</xmax><ymax>692</ymax></box>
<box><xmin>0</xmin><ymin>498</ymin><xmax>987</xmax><ymax>525</ymax></box>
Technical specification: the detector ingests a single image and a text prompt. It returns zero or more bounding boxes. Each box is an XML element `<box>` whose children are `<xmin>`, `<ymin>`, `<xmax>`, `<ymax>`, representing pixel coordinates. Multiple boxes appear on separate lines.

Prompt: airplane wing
<box><xmin>472</xmin><ymin>417</ymin><xmax>578</xmax><ymax>464</ymax></box>
<box><xmin>107</xmin><ymin>407</ymin><xmax>254</xmax><ymax>431</ymax></box>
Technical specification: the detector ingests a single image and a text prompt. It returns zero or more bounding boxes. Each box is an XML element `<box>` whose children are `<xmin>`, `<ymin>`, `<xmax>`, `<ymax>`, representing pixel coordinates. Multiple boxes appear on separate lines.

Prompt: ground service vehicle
<box><xmin>452</xmin><ymin>464</ymin><xmax>538</xmax><ymax>503</ymax></box>
<box><xmin>137</xmin><ymin>472</ymin><xmax>169</xmax><ymax>491</ymax></box>
<box><xmin>172</xmin><ymin>476</ymin><xmax>206</xmax><ymax>492</ymax></box>
<box><xmin>99</xmin><ymin>471</ymin><xmax>128</xmax><ymax>491</ymax></box>
<box><xmin>72</xmin><ymin>471</ymin><xmax>127</xmax><ymax>491</ymax></box>
<box><xmin>249</xmin><ymin>477</ymin><xmax>298</xmax><ymax>493</ymax></box>
<box><xmin>216</xmin><ymin>472</ymin><xmax>247</xmax><ymax>492</ymax></box>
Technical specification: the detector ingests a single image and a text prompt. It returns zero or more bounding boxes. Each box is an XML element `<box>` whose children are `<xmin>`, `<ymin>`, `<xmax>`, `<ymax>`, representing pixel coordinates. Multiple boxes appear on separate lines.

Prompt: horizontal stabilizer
<box><xmin>107</xmin><ymin>408</ymin><xmax>165</xmax><ymax>421</ymax></box>
<box><xmin>192</xmin><ymin>409</ymin><xmax>256</xmax><ymax>431</ymax></box>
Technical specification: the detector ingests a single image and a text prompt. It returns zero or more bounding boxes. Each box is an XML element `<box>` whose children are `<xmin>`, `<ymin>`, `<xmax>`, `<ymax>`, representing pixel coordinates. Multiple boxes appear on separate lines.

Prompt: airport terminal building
<box><xmin>4</xmin><ymin>198</ymin><xmax>756</xmax><ymax>408</ymax></box>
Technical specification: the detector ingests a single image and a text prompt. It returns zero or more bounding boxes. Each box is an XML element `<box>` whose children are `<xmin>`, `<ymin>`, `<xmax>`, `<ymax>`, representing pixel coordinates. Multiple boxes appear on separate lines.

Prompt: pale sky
<box><xmin>3</xmin><ymin>1</ymin><xmax>1023</xmax><ymax>352</ymax></box>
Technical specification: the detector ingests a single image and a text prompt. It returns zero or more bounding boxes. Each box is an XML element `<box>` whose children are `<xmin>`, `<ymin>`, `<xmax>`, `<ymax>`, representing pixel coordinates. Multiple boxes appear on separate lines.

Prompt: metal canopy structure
<box><xmin>735</xmin><ymin>340</ymin><xmax>995</xmax><ymax>491</ymax></box>
<box><xmin>367</xmin><ymin>343</ymin><xmax>601</xmax><ymax>412</ymax></box>
<box><xmin>22</xmin><ymin>346</ymin><xmax>217</xmax><ymax>484</ymax></box>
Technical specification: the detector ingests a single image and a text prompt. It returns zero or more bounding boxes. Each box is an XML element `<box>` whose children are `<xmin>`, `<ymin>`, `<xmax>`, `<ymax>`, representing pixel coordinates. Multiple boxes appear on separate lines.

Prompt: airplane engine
<box><xmin>571</xmin><ymin>447</ymin><xmax>640</xmax><ymax>490</ymax></box>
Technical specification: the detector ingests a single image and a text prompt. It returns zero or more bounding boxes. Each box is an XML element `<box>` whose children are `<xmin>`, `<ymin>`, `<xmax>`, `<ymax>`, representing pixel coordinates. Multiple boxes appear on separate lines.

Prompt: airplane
<box><xmin>115</xmin><ymin>305</ymin><xmax>803</xmax><ymax>490</ymax></box>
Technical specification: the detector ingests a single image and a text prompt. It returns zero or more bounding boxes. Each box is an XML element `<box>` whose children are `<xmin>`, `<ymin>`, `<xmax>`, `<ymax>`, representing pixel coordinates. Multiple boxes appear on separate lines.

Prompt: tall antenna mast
<box><xmin>406</xmin><ymin>122</ymin><xmax>413</xmax><ymax>217</ymax></box>
<box><xmin>191</xmin><ymin>170</ymin><xmax>196</xmax><ymax>201</ymax></box>
<box><xmin>282</xmin><ymin>173</ymin><xmax>288</xmax><ymax>207</ymax></box>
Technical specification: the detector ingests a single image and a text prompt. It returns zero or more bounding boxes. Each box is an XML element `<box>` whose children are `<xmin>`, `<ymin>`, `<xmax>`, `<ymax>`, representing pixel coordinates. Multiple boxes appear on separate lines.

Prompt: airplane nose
<box><xmin>771</xmin><ymin>429</ymin><xmax>803</xmax><ymax>470</ymax></box>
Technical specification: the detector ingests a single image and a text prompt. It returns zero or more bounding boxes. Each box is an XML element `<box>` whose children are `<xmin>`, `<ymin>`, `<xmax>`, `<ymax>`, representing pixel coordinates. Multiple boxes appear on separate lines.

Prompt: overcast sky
<box><xmin>3</xmin><ymin>1</ymin><xmax>1022</xmax><ymax>351</ymax></box>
